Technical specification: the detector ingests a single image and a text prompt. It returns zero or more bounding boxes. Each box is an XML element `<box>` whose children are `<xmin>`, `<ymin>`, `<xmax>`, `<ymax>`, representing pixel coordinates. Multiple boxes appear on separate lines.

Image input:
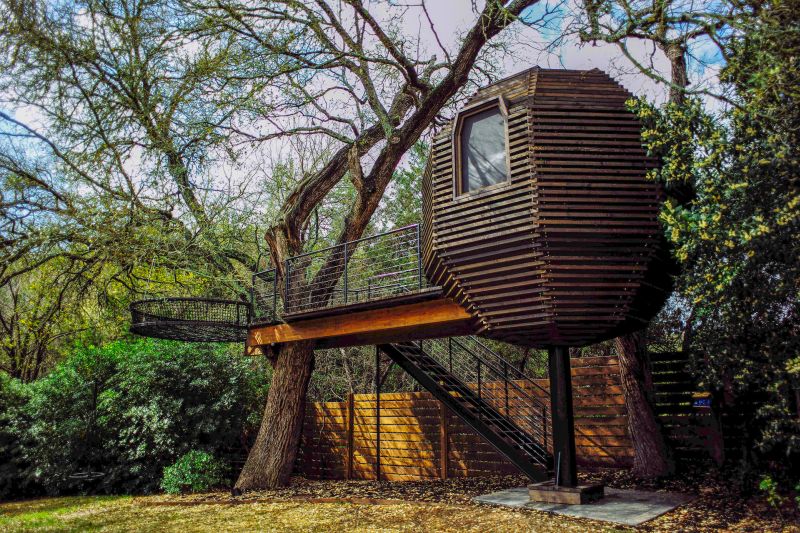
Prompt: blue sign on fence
<box><xmin>692</xmin><ymin>392</ymin><xmax>713</xmax><ymax>409</ymax></box>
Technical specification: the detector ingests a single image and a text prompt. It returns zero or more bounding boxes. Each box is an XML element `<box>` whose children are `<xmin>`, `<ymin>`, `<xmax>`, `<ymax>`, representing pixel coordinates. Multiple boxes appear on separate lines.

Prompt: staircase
<box><xmin>378</xmin><ymin>337</ymin><xmax>552</xmax><ymax>481</ymax></box>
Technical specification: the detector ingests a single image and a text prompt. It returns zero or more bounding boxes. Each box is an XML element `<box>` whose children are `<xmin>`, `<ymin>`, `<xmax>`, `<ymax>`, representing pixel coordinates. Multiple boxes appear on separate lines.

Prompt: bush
<box><xmin>10</xmin><ymin>339</ymin><xmax>269</xmax><ymax>496</ymax></box>
<box><xmin>0</xmin><ymin>373</ymin><xmax>35</xmax><ymax>500</ymax></box>
<box><xmin>160</xmin><ymin>450</ymin><xmax>226</xmax><ymax>494</ymax></box>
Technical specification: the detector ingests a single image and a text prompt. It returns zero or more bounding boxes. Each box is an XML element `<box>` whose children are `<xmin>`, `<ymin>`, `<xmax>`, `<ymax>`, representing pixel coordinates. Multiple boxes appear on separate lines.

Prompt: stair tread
<box><xmin>380</xmin><ymin>342</ymin><xmax>552</xmax><ymax>479</ymax></box>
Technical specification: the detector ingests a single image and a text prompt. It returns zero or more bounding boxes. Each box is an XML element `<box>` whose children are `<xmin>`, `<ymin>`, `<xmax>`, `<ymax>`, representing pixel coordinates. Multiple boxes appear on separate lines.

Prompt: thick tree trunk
<box><xmin>615</xmin><ymin>331</ymin><xmax>674</xmax><ymax>478</ymax></box>
<box><xmin>234</xmin><ymin>340</ymin><xmax>315</xmax><ymax>490</ymax></box>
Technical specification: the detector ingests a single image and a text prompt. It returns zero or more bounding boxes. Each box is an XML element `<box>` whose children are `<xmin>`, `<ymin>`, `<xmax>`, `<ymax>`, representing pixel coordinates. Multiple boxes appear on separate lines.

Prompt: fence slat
<box><xmin>296</xmin><ymin>351</ymin><xmax>711</xmax><ymax>480</ymax></box>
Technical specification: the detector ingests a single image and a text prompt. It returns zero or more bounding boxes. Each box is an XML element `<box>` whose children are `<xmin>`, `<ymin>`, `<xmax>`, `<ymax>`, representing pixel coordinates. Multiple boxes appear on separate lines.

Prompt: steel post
<box><xmin>548</xmin><ymin>346</ymin><xmax>577</xmax><ymax>487</ymax></box>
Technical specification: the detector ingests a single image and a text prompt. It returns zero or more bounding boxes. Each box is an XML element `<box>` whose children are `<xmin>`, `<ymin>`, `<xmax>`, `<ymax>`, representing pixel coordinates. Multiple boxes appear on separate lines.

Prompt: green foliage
<box><xmin>160</xmin><ymin>451</ymin><xmax>226</xmax><ymax>495</ymax></box>
<box><xmin>759</xmin><ymin>475</ymin><xmax>800</xmax><ymax>521</ymax></box>
<box><xmin>760</xmin><ymin>475</ymin><xmax>787</xmax><ymax>509</ymax></box>
<box><xmin>375</xmin><ymin>141</ymin><xmax>426</xmax><ymax>230</ymax></box>
<box><xmin>0</xmin><ymin>0</ymin><xmax>263</xmax><ymax>380</ymax></box>
<box><xmin>630</xmin><ymin>0</ymin><xmax>800</xmax><ymax>477</ymax></box>
<box><xmin>796</xmin><ymin>482</ymin><xmax>800</xmax><ymax>509</ymax></box>
<box><xmin>5</xmin><ymin>339</ymin><xmax>268</xmax><ymax>496</ymax></box>
<box><xmin>0</xmin><ymin>373</ymin><xmax>35</xmax><ymax>499</ymax></box>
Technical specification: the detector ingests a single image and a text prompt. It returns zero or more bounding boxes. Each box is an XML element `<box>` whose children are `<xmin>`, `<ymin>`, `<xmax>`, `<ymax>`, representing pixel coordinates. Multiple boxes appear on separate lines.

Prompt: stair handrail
<box><xmin>398</xmin><ymin>341</ymin><xmax>551</xmax><ymax>466</ymax></box>
<box><xmin>456</xmin><ymin>336</ymin><xmax>552</xmax><ymax>401</ymax></box>
<box><xmin>421</xmin><ymin>337</ymin><xmax>551</xmax><ymax>450</ymax></box>
<box><xmin>382</xmin><ymin>342</ymin><xmax>549</xmax><ymax>478</ymax></box>
<box><xmin>449</xmin><ymin>337</ymin><xmax>550</xmax><ymax>414</ymax></box>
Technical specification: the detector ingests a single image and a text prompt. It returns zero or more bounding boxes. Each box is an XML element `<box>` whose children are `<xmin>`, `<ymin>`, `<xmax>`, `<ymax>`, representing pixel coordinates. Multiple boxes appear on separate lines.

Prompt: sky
<box><xmin>382</xmin><ymin>0</ymin><xmax>724</xmax><ymax>106</ymax></box>
<box><xmin>388</xmin><ymin>0</ymin><xmax>671</xmax><ymax>102</ymax></box>
<box><xmin>2</xmin><ymin>0</ymin><xmax>728</xmax><ymax>223</ymax></box>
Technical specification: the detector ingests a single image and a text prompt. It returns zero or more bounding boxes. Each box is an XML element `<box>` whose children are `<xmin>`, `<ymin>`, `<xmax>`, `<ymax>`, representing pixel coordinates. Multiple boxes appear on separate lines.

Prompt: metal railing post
<box><xmin>250</xmin><ymin>274</ymin><xmax>255</xmax><ymax>320</ymax></box>
<box><xmin>503</xmin><ymin>361</ymin><xmax>509</xmax><ymax>417</ymax></box>
<box><xmin>416</xmin><ymin>224</ymin><xmax>423</xmax><ymax>290</ymax></box>
<box><xmin>272</xmin><ymin>271</ymin><xmax>278</xmax><ymax>320</ymax></box>
<box><xmin>448</xmin><ymin>337</ymin><xmax>453</xmax><ymax>372</ymax></box>
<box><xmin>477</xmin><ymin>359</ymin><xmax>482</xmax><ymax>400</ymax></box>
<box><xmin>343</xmin><ymin>242</ymin><xmax>348</xmax><ymax>304</ymax></box>
<box><xmin>477</xmin><ymin>359</ymin><xmax>482</xmax><ymax>421</ymax></box>
<box><xmin>284</xmin><ymin>260</ymin><xmax>291</xmax><ymax>313</ymax></box>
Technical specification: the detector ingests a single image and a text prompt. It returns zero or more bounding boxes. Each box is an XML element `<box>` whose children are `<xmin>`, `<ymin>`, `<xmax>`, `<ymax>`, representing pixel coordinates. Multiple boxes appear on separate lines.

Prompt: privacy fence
<box><xmin>295</xmin><ymin>351</ymin><xmax>716</xmax><ymax>481</ymax></box>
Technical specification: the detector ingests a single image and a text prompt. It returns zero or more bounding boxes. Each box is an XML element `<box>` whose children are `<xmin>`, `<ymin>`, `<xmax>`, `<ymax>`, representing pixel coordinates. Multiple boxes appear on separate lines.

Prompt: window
<box><xmin>457</xmin><ymin>103</ymin><xmax>509</xmax><ymax>195</ymax></box>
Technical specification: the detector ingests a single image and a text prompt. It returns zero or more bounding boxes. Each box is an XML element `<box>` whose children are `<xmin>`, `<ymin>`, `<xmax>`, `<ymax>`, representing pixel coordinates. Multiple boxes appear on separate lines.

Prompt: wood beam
<box><xmin>247</xmin><ymin>298</ymin><xmax>473</xmax><ymax>351</ymax></box>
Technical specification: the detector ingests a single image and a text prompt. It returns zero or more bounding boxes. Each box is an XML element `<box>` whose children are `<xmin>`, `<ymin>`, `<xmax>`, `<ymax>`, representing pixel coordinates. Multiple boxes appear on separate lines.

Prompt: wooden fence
<box><xmin>650</xmin><ymin>351</ymin><xmax>724</xmax><ymax>462</ymax></box>
<box><xmin>296</xmin><ymin>354</ymin><xmax>640</xmax><ymax>481</ymax></box>
<box><xmin>295</xmin><ymin>351</ymin><xmax>718</xmax><ymax>480</ymax></box>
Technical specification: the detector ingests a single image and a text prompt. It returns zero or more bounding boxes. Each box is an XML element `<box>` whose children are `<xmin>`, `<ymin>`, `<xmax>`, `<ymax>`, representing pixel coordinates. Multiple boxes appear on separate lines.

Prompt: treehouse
<box><xmin>132</xmin><ymin>67</ymin><xmax>670</xmax><ymax>351</ymax></box>
<box><xmin>422</xmin><ymin>67</ymin><xmax>671</xmax><ymax>348</ymax></box>
<box><xmin>129</xmin><ymin>67</ymin><xmax>671</xmax><ymax>495</ymax></box>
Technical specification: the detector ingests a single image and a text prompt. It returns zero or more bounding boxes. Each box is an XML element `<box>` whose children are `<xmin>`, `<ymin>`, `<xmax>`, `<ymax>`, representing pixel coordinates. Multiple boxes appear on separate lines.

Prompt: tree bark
<box><xmin>615</xmin><ymin>331</ymin><xmax>674</xmax><ymax>477</ymax></box>
<box><xmin>234</xmin><ymin>340</ymin><xmax>315</xmax><ymax>490</ymax></box>
<box><xmin>660</xmin><ymin>41</ymin><xmax>689</xmax><ymax>105</ymax></box>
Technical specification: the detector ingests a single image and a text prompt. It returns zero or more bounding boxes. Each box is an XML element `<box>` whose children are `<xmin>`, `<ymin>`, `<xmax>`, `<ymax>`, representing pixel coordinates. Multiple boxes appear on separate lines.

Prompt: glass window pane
<box><xmin>459</xmin><ymin>106</ymin><xmax>507</xmax><ymax>193</ymax></box>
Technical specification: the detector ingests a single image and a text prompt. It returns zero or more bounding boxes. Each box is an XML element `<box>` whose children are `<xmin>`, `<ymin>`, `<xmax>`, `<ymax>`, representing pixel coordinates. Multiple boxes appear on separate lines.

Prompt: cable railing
<box><xmin>283</xmin><ymin>224</ymin><xmax>426</xmax><ymax>316</ymax></box>
<box><xmin>418</xmin><ymin>336</ymin><xmax>551</xmax><ymax>461</ymax></box>
<box><xmin>130</xmin><ymin>297</ymin><xmax>250</xmax><ymax>342</ymax></box>
<box><xmin>251</xmin><ymin>268</ymin><xmax>280</xmax><ymax>324</ymax></box>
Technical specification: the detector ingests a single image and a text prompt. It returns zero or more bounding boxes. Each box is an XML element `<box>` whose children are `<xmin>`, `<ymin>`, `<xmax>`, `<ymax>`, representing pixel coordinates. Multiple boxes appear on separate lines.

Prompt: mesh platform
<box><xmin>129</xmin><ymin>297</ymin><xmax>250</xmax><ymax>342</ymax></box>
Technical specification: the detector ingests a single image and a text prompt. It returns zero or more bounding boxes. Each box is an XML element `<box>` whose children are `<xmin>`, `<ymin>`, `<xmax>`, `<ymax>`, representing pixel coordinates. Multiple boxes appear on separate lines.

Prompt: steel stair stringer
<box><xmin>378</xmin><ymin>342</ymin><xmax>550</xmax><ymax>482</ymax></box>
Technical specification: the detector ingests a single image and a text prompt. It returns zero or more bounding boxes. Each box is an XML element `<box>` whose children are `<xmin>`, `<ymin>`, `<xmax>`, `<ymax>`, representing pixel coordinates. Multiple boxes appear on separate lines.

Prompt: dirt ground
<box><xmin>1</xmin><ymin>469</ymin><xmax>797</xmax><ymax>532</ymax></box>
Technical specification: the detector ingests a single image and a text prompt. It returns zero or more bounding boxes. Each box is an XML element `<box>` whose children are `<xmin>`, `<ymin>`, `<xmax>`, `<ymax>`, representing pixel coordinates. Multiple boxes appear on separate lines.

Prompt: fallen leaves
<box><xmin>2</xmin><ymin>468</ymin><xmax>796</xmax><ymax>532</ymax></box>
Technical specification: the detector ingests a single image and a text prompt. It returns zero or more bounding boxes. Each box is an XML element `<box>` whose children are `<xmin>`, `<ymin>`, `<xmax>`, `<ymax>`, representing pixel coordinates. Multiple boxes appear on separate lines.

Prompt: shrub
<box><xmin>0</xmin><ymin>373</ymin><xmax>35</xmax><ymax>500</ymax></box>
<box><xmin>16</xmin><ymin>339</ymin><xmax>268</xmax><ymax>495</ymax></box>
<box><xmin>160</xmin><ymin>450</ymin><xmax>226</xmax><ymax>494</ymax></box>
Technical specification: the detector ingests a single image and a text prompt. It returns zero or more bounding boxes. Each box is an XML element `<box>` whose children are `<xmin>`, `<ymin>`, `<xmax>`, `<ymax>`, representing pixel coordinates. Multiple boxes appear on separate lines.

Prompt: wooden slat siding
<box><xmin>296</xmin><ymin>401</ymin><xmax>348</xmax><ymax>480</ymax></box>
<box><xmin>421</xmin><ymin>67</ymin><xmax>671</xmax><ymax>348</ymax></box>
<box><xmin>650</xmin><ymin>351</ymin><xmax>720</xmax><ymax>456</ymax></box>
<box><xmin>296</xmin><ymin>354</ymin><xmax>648</xmax><ymax>481</ymax></box>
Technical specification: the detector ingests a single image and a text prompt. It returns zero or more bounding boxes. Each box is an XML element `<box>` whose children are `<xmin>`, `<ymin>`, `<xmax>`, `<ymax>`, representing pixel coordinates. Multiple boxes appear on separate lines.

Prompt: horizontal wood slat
<box><xmin>296</xmin><ymin>353</ymin><xmax>640</xmax><ymax>480</ymax></box>
<box><xmin>421</xmin><ymin>67</ymin><xmax>670</xmax><ymax>347</ymax></box>
<box><xmin>296</xmin><ymin>350</ymin><xmax>716</xmax><ymax>481</ymax></box>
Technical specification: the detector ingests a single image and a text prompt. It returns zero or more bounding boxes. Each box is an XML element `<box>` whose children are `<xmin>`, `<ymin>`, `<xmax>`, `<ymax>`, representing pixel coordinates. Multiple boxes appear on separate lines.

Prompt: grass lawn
<box><xmin>0</xmin><ymin>495</ymin><xmax>623</xmax><ymax>532</ymax></box>
<box><xmin>0</xmin><ymin>474</ymin><xmax>794</xmax><ymax>532</ymax></box>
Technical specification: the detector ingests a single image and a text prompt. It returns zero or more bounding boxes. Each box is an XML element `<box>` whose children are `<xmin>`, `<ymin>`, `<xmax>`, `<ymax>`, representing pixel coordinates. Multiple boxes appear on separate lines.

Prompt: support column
<box><xmin>345</xmin><ymin>393</ymin><xmax>354</xmax><ymax>480</ymax></box>
<box><xmin>374</xmin><ymin>346</ymin><xmax>381</xmax><ymax>481</ymax></box>
<box><xmin>548</xmin><ymin>346</ymin><xmax>577</xmax><ymax>487</ymax></box>
<box><xmin>439</xmin><ymin>401</ymin><xmax>449</xmax><ymax>480</ymax></box>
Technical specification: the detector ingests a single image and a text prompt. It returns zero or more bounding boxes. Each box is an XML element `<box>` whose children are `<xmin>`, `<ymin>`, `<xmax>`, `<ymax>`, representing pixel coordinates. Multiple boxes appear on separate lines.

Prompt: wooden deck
<box><xmin>247</xmin><ymin>297</ymin><xmax>473</xmax><ymax>350</ymax></box>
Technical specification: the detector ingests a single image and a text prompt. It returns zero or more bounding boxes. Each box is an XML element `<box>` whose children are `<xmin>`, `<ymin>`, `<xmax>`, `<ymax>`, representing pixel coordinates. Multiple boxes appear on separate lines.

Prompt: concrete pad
<box><xmin>474</xmin><ymin>487</ymin><xmax>694</xmax><ymax>527</ymax></box>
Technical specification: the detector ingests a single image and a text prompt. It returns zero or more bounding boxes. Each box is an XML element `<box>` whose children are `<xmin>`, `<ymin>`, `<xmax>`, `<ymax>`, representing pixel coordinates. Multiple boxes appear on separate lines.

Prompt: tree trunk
<box><xmin>615</xmin><ymin>331</ymin><xmax>674</xmax><ymax>477</ymax></box>
<box><xmin>662</xmin><ymin>42</ymin><xmax>688</xmax><ymax>105</ymax></box>
<box><xmin>234</xmin><ymin>340</ymin><xmax>315</xmax><ymax>491</ymax></box>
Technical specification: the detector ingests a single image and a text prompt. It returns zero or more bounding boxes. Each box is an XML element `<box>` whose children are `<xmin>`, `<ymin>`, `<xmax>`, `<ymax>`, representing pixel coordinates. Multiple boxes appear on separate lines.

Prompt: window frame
<box><xmin>452</xmin><ymin>96</ymin><xmax>512</xmax><ymax>199</ymax></box>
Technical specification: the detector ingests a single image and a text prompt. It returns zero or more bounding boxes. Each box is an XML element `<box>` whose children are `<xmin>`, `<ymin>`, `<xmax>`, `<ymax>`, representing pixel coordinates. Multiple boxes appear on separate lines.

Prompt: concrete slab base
<box><xmin>474</xmin><ymin>487</ymin><xmax>694</xmax><ymax>527</ymax></box>
<box><xmin>528</xmin><ymin>481</ymin><xmax>605</xmax><ymax>505</ymax></box>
